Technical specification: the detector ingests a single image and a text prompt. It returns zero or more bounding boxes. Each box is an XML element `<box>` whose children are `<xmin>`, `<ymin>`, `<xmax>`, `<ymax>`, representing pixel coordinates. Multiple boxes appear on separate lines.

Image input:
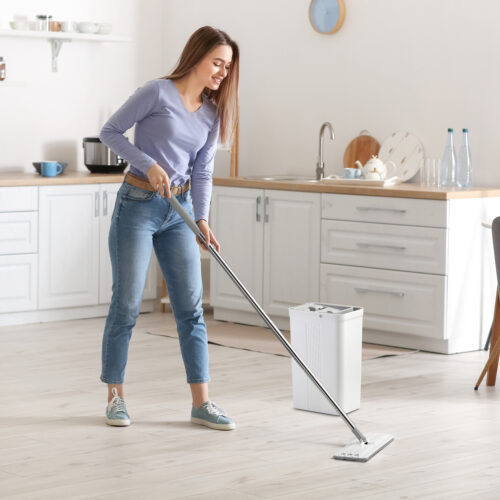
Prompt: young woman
<box><xmin>99</xmin><ymin>26</ymin><xmax>239</xmax><ymax>430</ymax></box>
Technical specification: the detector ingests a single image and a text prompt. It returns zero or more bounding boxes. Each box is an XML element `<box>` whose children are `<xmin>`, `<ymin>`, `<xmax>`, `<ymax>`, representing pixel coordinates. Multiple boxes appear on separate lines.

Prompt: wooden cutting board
<box><xmin>343</xmin><ymin>132</ymin><xmax>381</xmax><ymax>168</ymax></box>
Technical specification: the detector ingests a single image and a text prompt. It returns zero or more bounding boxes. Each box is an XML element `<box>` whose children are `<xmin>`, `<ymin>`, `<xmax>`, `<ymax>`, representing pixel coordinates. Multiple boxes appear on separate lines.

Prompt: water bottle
<box><xmin>456</xmin><ymin>128</ymin><xmax>472</xmax><ymax>188</ymax></box>
<box><xmin>440</xmin><ymin>128</ymin><xmax>456</xmax><ymax>187</ymax></box>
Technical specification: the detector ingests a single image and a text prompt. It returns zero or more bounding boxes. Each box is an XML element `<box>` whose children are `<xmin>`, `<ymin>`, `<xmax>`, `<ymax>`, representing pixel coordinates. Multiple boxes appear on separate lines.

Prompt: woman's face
<box><xmin>196</xmin><ymin>44</ymin><xmax>233</xmax><ymax>91</ymax></box>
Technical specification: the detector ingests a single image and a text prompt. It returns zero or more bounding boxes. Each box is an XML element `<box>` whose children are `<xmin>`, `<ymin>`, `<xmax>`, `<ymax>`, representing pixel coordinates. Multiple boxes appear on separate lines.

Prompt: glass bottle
<box><xmin>440</xmin><ymin>128</ymin><xmax>456</xmax><ymax>187</ymax></box>
<box><xmin>456</xmin><ymin>128</ymin><xmax>472</xmax><ymax>188</ymax></box>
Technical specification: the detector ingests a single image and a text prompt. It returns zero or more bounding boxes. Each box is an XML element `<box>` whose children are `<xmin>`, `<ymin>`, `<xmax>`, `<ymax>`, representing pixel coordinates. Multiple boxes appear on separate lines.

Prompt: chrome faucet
<box><xmin>316</xmin><ymin>122</ymin><xmax>335</xmax><ymax>180</ymax></box>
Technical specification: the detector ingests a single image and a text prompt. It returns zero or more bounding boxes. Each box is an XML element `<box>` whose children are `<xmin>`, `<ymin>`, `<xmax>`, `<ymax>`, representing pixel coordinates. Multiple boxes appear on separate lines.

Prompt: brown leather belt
<box><xmin>124</xmin><ymin>172</ymin><xmax>190</xmax><ymax>195</ymax></box>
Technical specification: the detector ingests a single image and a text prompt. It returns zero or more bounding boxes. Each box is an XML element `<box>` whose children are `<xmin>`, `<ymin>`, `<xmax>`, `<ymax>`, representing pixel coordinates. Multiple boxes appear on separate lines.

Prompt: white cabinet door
<box><xmin>39</xmin><ymin>185</ymin><xmax>100</xmax><ymax>309</ymax></box>
<box><xmin>263</xmin><ymin>190</ymin><xmax>320</xmax><ymax>316</ymax></box>
<box><xmin>0</xmin><ymin>254</ymin><xmax>37</xmax><ymax>312</ymax></box>
<box><xmin>210</xmin><ymin>186</ymin><xmax>264</xmax><ymax>310</ymax></box>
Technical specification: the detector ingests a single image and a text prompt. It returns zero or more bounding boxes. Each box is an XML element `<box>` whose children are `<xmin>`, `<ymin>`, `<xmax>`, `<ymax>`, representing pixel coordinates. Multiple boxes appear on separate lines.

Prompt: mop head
<box><xmin>334</xmin><ymin>433</ymin><xmax>394</xmax><ymax>462</ymax></box>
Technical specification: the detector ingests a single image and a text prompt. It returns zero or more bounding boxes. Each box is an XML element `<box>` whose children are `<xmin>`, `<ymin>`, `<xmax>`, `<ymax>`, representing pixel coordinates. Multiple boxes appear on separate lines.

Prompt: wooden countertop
<box><xmin>0</xmin><ymin>171</ymin><xmax>125</xmax><ymax>187</ymax></box>
<box><xmin>2</xmin><ymin>172</ymin><xmax>500</xmax><ymax>200</ymax></box>
<box><xmin>213</xmin><ymin>177</ymin><xmax>500</xmax><ymax>200</ymax></box>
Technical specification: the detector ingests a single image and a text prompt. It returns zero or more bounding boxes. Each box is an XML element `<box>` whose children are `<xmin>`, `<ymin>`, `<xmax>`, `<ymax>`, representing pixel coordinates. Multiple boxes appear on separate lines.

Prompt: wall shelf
<box><xmin>0</xmin><ymin>29</ymin><xmax>131</xmax><ymax>72</ymax></box>
<box><xmin>0</xmin><ymin>80</ymin><xmax>27</xmax><ymax>88</ymax></box>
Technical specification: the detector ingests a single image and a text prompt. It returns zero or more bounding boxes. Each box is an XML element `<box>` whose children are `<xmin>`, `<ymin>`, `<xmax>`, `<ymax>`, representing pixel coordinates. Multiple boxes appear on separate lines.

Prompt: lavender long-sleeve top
<box><xmin>99</xmin><ymin>78</ymin><xmax>220</xmax><ymax>222</ymax></box>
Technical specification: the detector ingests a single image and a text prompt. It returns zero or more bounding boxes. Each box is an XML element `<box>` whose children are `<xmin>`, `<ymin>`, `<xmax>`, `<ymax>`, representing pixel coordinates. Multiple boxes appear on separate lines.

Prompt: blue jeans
<box><xmin>100</xmin><ymin>181</ymin><xmax>210</xmax><ymax>385</ymax></box>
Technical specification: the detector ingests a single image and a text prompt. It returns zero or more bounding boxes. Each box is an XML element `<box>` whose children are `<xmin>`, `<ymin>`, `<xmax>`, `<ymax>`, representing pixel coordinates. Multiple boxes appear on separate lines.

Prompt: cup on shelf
<box><xmin>77</xmin><ymin>22</ymin><xmax>99</xmax><ymax>34</ymax></box>
<box><xmin>49</xmin><ymin>21</ymin><xmax>61</xmax><ymax>32</ymax></box>
<box><xmin>420</xmin><ymin>158</ymin><xmax>441</xmax><ymax>187</ymax></box>
<box><xmin>60</xmin><ymin>21</ymin><xmax>77</xmax><ymax>32</ymax></box>
<box><xmin>11</xmin><ymin>15</ymin><xmax>28</xmax><ymax>30</ymax></box>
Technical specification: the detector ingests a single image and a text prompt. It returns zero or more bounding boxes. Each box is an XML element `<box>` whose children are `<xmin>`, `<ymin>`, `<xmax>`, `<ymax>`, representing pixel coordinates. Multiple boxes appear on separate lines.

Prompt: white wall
<box><xmin>0</xmin><ymin>0</ymin><xmax>164</xmax><ymax>173</ymax></box>
<box><xmin>1</xmin><ymin>0</ymin><xmax>498</xmax><ymax>185</ymax></box>
<box><xmin>163</xmin><ymin>0</ymin><xmax>500</xmax><ymax>187</ymax></box>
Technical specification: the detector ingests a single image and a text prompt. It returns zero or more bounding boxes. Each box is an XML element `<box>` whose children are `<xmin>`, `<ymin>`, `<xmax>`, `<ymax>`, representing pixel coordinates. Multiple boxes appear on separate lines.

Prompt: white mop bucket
<box><xmin>289</xmin><ymin>303</ymin><xmax>363</xmax><ymax>416</ymax></box>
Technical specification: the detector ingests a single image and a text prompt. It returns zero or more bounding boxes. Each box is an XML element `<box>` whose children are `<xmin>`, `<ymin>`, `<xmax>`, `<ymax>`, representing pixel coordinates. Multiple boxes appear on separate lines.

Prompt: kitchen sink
<box><xmin>243</xmin><ymin>175</ymin><xmax>321</xmax><ymax>183</ymax></box>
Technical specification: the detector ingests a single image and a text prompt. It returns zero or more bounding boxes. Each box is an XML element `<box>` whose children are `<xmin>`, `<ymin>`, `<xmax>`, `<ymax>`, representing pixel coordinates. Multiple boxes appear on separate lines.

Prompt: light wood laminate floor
<box><xmin>1</xmin><ymin>310</ymin><xmax>499</xmax><ymax>499</ymax></box>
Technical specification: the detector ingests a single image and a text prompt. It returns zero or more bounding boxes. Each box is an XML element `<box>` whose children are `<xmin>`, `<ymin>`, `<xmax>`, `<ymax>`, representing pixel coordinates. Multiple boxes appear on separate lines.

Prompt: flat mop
<box><xmin>167</xmin><ymin>194</ymin><xmax>393</xmax><ymax>462</ymax></box>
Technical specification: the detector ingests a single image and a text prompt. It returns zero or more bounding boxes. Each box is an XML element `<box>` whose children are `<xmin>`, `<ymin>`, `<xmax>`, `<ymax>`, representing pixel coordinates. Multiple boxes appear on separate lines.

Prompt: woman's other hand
<box><xmin>146</xmin><ymin>163</ymin><xmax>171</xmax><ymax>198</ymax></box>
<box><xmin>196</xmin><ymin>220</ymin><xmax>220</xmax><ymax>252</ymax></box>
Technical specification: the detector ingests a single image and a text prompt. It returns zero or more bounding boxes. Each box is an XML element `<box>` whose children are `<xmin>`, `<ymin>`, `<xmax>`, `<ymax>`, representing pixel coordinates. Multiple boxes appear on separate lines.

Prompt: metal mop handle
<box><xmin>167</xmin><ymin>194</ymin><xmax>368</xmax><ymax>445</ymax></box>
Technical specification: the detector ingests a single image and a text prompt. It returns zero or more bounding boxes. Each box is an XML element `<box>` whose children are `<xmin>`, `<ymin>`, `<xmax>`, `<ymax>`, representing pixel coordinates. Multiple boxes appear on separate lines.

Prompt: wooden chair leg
<box><xmin>161</xmin><ymin>277</ymin><xmax>166</xmax><ymax>313</ymax></box>
<box><xmin>476</xmin><ymin>290</ymin><xmax>500</xmax><ymax>388</ymax></box>
<box><xmin>486</xmin><ymin>290</ymin><xmax>500</xmax><ymax>385</ymax></box>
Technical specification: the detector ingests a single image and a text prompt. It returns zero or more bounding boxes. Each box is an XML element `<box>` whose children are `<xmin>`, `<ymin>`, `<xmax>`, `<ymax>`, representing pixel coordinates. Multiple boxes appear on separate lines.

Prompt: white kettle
<box><xmin>355</xmin><ymin>156</ymin><xmax>398</xmax><ymax>180</ymax></box>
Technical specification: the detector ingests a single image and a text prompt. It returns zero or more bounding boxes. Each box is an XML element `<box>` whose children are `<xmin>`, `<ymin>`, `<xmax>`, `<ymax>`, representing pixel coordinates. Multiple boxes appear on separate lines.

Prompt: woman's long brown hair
<box><xmin>162</xmin><ymin>26</ymin><xmax>239</xmax><ymax>147</ymax></box>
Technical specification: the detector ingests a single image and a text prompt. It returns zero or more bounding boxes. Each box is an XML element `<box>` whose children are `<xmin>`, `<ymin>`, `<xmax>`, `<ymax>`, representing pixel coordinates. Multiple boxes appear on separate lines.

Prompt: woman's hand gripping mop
<box><xmin>166</xmin><ymin>194</ymin><xmax>394</xmax><ymax>462</ymax></box>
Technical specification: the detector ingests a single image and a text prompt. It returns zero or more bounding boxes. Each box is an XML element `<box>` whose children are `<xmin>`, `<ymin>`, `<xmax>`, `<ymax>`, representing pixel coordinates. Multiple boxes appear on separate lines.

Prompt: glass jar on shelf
<box><xmin>35</xmin><ymin>15</ymin><xmax>52</xmax><ymax>31</ymax></box>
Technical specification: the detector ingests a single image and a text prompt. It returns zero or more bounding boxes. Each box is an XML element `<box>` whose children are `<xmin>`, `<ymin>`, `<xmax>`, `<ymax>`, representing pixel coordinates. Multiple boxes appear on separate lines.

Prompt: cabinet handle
<box><xmin>356</xmin><ymin>242</ymin><xmax>406</xmax><ymax>251</ymax></box>
<box><xmin>355</xmin><ymin>287</ymin><xmax>406</xmax><ymax>298</ymax></box>
<box><xmin>95</xmin><ymin>192</ymin><xmax>100</xmax><ymax>217</ymax></box>
<box><xmin>356</xmin><ymin>206</ymin><xmax>407</xmax><ymax>214</ymax></box>
<box><xmin>264</xmin><ymin>196</ymin><xmax>269</xmax><ymax>223</ymax></box>
<box><xmin>103</xmin><ymin>191</ymin><xmax>108</xmax><ymax>216</ymax></box>
<box><xmin>256</xmin><ymin>196</ymin><xmax>261</xmax><ymax>222</ymax></box>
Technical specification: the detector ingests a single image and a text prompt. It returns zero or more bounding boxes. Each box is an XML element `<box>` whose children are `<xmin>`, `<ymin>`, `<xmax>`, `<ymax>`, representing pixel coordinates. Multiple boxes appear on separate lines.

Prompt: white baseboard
<box><xmin>0</xmin><ymin>300</ymin><xmax>155</xmax><ymax>327</ymax></box>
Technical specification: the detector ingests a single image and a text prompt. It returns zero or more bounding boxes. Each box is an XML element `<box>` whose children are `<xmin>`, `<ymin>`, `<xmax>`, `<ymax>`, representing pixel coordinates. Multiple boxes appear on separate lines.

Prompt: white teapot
<box><xmin>355</xmin><ymin>156</ymin><xmax>398</xmax><ymax>180</ymax></box>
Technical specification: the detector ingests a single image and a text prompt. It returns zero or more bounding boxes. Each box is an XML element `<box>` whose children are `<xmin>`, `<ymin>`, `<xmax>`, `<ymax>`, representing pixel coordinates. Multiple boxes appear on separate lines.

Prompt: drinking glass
<box><xmin>420</xmin><ymin>159</ymin><xmax>441</xmax><ymax>187</ymax></box>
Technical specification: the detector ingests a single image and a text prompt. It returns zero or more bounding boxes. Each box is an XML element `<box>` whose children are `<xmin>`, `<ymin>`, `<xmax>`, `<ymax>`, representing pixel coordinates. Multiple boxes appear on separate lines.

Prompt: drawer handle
<box><xmin>356</xmin><ymin>242</ymin><xmax>406</xmax><ymax>251</ymax></box>
<box><xmin>94</xmin><ymin>192</ymin><xmax>100</xmax><ymax>217</ymax></box>
<box><xmin>264</xmin><ymin>196</ymin><xmax>269</xmax><ymax>223</ymax></box>
<box><xmin>356</xmin><ymin>206</ymin><xmax>407</xmax><ymax>214</ymax></box>
<box><xmin>355</xmin><ymin>287</ymin><xmax>406</xmax><ymax>298</ymax></box>
<box><xmin>103</xmin><ymin>191</ymin><xmax>108</xmax><ymax>216</ymax></box>
<box><xmin>256</xmin><ymin>196</ymin><xmax>261</xmax><ymax>222</ymax></box>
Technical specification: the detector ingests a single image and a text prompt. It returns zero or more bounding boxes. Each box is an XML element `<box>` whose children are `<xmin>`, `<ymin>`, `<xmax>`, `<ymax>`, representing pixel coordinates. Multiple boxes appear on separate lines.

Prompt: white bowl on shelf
<box><xmin>77</xmin><ymin>22</ymin><xmax>99</xmax><ymax>34</ymax></box>
<box><xmin>9</xmin><ymin>20</ymin><xmax>29</xmax><ymax>30</ymax></box>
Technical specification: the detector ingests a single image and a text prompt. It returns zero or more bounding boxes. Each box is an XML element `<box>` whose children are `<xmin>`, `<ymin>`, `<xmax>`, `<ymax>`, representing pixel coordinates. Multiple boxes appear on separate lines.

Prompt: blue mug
<box><xmin>41</xmin><ymin>161</ymin><xmax>63</xmax><ymax>177</ymax></box>
<box><xmin>343</xmin><ymin>167</ymin><xmax>361</xmax><ymax>179</ymax></box>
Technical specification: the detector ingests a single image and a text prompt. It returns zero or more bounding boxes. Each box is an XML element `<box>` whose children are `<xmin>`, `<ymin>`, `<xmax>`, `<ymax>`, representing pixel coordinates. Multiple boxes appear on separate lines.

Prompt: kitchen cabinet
<box><xmin>210</xmin><ymin>182</ymin><xmax>500</xmax><ymax>353</ymax></box>
<box><xmin>320</xmin><ymin>193</ymin><xmax>496</xmax><ymax>353</ymax></box>
<box><xmin>210</xmin><ymin>186</ymin><xmax>320</xmax><ymax>328</ymax></box>
<box><xmin>0</xmin><ymin>174</ymin><xmax>158</xmax><ymax>327</ymax></box>
<box><xmin>39</xmin><ymin>183</ymin><xmax>157</xmax><ymax>310</ymax></box>
<box><xmin>39</xmin><ymin>184</ymin><xmax>100</xmax><ymax>309</ymax></box>
<box><xmin>0</xmin><ymin>186</ymin><xmax>38</xmax><ymax>313</ymax></box>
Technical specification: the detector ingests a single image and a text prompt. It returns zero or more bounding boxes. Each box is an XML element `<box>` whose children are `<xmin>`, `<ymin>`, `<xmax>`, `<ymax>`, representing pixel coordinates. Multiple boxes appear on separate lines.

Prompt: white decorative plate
<box><xmin>378</xmin><ymin>131</ymin><xmax>424</xmax><ymax>182</ymax></box>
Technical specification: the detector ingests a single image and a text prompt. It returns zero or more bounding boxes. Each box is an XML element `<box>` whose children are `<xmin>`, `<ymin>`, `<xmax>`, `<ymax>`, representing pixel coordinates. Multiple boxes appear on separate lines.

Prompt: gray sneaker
<box><xmin>191</xmin><ymin>401</ymin><xmax>235</xmax><ymax>430</ymax></box>
<box><xmin>105</xmin><ymin>387</ymin><xmax>130</xmax><ymax>426</ymax></box>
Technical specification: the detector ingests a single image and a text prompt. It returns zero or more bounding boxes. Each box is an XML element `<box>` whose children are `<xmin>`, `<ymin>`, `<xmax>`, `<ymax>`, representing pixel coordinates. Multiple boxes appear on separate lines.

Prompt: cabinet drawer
<box><xmin>0</xmin><ymin>254</ymin><xmax>38</xmax><ymax>312</ymax></box>
<box><xmin>320</xmin><ymin>264</ymin><xmax>446</xmax><ymax>339</ymax></box>
<box><xmin>321</xmin><ymin>194</ymin><xmax>447</xmax><ymax>227</ymax></box>
<box><xmin>0</xmin><ymin>186</ymin><xmax>38</xmax><ymax>212</ymax></box>
<box><xmin>321</xmin><ymin>220</ymin><xmax>447</xmax><ymax>274</ymax></box>
<box><xmin>0</xmin><ymin>212</ymin><xmax>38</xmax><ymax>255</ymax></box>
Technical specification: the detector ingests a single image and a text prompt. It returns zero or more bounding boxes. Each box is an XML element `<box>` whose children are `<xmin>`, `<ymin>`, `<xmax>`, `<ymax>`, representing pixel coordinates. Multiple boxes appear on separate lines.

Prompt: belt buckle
<box><xmin>171</xmin><ymin>181</ymin><xmax>187</xmax><ymax>195</ymax></box>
